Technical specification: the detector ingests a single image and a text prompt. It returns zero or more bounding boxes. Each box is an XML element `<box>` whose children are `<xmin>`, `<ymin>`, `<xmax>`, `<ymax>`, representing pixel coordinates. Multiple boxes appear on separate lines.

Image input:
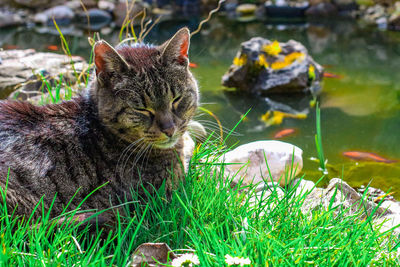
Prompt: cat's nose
<box><xmin>156</xmin><ymin>113</ymin><xmax>175</xmax><ymax>138</ymax></box>
<box><xmin>161</xmin><ymin>127</ymin><xmax>175</xmax><ymax>138</ymax></box>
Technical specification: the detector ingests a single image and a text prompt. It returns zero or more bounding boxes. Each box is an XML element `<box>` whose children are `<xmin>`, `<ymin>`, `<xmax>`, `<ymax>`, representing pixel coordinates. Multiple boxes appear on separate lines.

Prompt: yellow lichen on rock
<box><xmin>263</xmin><ymin>41</ymin><xmax>282</xmax><ymax>56</ymax></box>
<box><xmin>270</xmin><ymin>52</ymin><xmax>306</xmax><ymax>70</ymax></box>
<box><xmin>233</xmin><ymin>54</ymin><xmax>247</xmax><ymax>66</ymax></box>
<box><xmin>256</xmin><ymin>54</ymin><xmax>269</xmax><ymax>68</ymax></box>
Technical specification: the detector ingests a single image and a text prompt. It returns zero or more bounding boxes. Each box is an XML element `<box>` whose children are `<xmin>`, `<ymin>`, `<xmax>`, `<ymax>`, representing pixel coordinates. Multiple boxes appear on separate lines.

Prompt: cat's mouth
<box><xmin>153</xmin><ymin>136</ymin><xmax>179</xmax><ymax>149</ymax></box>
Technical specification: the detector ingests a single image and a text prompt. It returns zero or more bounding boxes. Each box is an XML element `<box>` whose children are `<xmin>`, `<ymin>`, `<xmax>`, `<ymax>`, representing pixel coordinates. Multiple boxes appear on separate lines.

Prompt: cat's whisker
<box><xmin>141</xmin><ymin>144</ymin><xmax>154</xmax><ymax>172</ymax></box>
<box><xmin>130</xmin><ymin>143</ymin><xmax>152</xmax><ymax>174</ymax></box>
<box><xmin>119</xmin><ymin>139</ymin><xmax>145</xmax><ymax>177</ymax></box>
<box><xmin>117</xmin><ymin>138</ymin><xmax>144</xmax><ymax>169</ymax></box>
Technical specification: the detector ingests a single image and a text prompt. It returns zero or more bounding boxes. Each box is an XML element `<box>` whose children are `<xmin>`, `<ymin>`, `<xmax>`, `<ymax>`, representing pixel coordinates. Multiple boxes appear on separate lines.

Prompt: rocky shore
<box><xmin>0</xmin><ymin>0</ymin><xmax>399</xmax><ymax>33</ymax></box>
<box><xmin>221</xmin><ymin>140</ymin><xmax>400</xmax><ymax>236</ymax></box>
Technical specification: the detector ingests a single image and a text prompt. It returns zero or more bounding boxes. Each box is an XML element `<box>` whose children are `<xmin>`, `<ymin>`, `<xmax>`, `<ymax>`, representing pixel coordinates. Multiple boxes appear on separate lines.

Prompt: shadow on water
<box><xmin>1</xmin><ymin>16</ymin><xmax>400</xmax><ymax>193</ymax></box>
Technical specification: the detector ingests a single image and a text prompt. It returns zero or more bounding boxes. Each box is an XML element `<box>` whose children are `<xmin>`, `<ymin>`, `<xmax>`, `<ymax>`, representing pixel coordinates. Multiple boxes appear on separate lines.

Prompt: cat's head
<box><xmin>92</xmin><ymin>28</ymin><xmax>198</xmax><ymax>149</ymax></box>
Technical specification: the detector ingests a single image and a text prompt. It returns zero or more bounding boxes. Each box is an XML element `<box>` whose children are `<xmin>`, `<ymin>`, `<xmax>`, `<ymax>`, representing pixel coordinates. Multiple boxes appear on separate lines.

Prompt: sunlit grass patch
<box><xmin>0</xmin><ymin>139</ymin><xmax>399</xmax><ymax>266</ymax></box>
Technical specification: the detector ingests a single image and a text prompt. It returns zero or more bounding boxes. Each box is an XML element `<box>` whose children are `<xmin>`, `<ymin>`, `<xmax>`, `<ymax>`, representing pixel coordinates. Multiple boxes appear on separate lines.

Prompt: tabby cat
<box><xmin>0</xmin><ymin>27</ymin><xmax>199</xmax><ymax>221</ymax></box>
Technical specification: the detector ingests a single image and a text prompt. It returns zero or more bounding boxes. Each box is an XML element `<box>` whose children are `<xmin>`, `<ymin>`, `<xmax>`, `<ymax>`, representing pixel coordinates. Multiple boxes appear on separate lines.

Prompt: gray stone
<box><xmin>98</xmin><ymin>0</ymin><xmax>115</xmax><ymax>11</ymax></box>
<box><xmin>222</xmin><ymin>37</ymin><xmax>323</xmax><ymax>95</ymax></box>
<box><xmin>389</xmin><ymin>14</ymin><xmax>400</xmax><ymax>31</ymax></box>
<box><xmin>34</xmin><ymin>5</ymin><xmax>75</xmax><ymax>26</ymax></box>
<box><xmin>0</xmin><ymin>11</ymin><xmax>23</xmax><ymax>28</ymax></box>
<box><xmin>362</xmin><ymin>5</ymin><xmax>387</xmax><ymax>26</ymax></box>
<box><xmin>291</xmin><ymin>178</ymin><xmax>316</xmax><ymax>196</ymax></box>
<box><xmin>236</xmin><ymin>3</ymin><xmax>257</xmax><ymax>15</ymax></box>
<box><xmin>220</xmin><ymin>140</ymin><xmax>303</xmax><ymax>187</ymax></box>
<box><xmin>0</xmin><ymin>49</ymin><xmax>87</xmax><ymax>100</ymax></box>
<box><xmin>301</xmin><ymin>178</ymin><xmax>387</xmax><ymax>218</ymax></box>
<box><xmin>131</xmin><ymin>243</ymin><xmax>176</xmax><ymax>267</ymax></box>
<box><xmin>247</xmin><ymin>185</ymin><xmax>284</xmax><ymax>216</ymax></box>
<box><xmin>305</xmin><ymin>2</ymin><xmax>338</xmax><ymax>17</ymax></box>
<box><xmin>76</xmin><ymin>8</ymin><xmax>112</xmax><ymax>30</ymax></box>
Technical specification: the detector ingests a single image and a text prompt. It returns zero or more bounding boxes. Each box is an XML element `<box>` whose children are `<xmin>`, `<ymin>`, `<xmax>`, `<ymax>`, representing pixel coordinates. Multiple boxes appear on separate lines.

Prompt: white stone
<box><xmin>221</xmin><ymin>140</ymin><xmax>303</xmax><ymax>187</ymax></box>
<box><xmin>98</xmin><ymin>0</ymin><xmax>115</xmax><ymax>11</ymax></box>
<box><xmin>247</xmin><ymin>185</ymin><xmax>285</xmax><ymax>216</ymax></box>
<box><xmin>292</xmin><ymin>178</ymin><xmax>316</xmax><ymax>196</ymax></box>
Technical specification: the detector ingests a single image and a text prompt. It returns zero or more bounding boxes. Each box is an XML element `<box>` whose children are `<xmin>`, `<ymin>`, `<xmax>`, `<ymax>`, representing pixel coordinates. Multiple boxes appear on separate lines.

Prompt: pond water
<box><xmin>1</xmin><ymin>16</ymin><xmax>400</xmax><ymax>194</ymax></box>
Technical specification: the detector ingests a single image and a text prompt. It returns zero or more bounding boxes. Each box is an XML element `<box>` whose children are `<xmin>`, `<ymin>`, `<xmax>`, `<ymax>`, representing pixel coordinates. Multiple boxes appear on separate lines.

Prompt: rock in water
<box><xmin>76</xmin><ymin>8</ymin><xmax>112</xmax><ymax>30</ymax></box>
<box><xmin>236</xmin><ymin>3</ymin><xmax>257</xmax><ymax>15</ymax></box>
<box><xmin>222</xmin><ymin>37</ymin><xmax>323</xmax><ymax>95</ymax></box>
<box><xmin>34</xmin><ymin>5</ymin><xmax>75</xmax><ymax>26</ymax></box>
<box><xmin>220</xmin><ymin>140</ymin><xmax>303</xmax><ymax>187</ymax></box>
<box><xmin>0</xmin><ymin>11</ymin><xmax>23</xmax><ymax>28</ymax></box>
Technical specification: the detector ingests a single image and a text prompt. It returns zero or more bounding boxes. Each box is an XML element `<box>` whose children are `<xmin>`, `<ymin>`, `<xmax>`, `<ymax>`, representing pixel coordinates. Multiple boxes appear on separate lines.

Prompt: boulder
<box><xmin>301</xmin><ymin>178</ymin><xmax>387</xmax><ymax>218</ymax></box>
<box><xmin>361</xmin><ymin>5</ymin><xmax>388</xmax><ymax>28</ymax></box>
<box><xmin>222</xmin><ymin>37</ymin><xmax>323</xmax><ymax>95</ymax></box>
<box><xmin>291</xmin><ymin>178</ymin><xmax>316</xmax><ymax>196</ymax></box>
<box><xmin>305</xmin><ymin>2</ymin><xmax>338</xmax><ymax>17</ymax></box>
<box><xmin>34</xmin><ymin>5</ymin><xmax>75</xmax><ymax>26</ymax></box>
<box><xmin>0</xmin><ymin>49</ymin><xmax>87</xmax><ymax>101</ymax></box>
<box><xmin>236</xmin><ymin>3</ymin><xmax>257</xmax><ymax>15</ymax></box>
<box><xmin>0</xmin><ymin>10</ymin><xmax>23</xmax><ymax>28</ymax></box>
<box><xmin>298</xmin><ymin>178</ymin><xmax>400</xmax><ymax>234</ymax></box>
<box><xmin>220</xmin><ymin>140</ymin><xmax>303</xmax><ymax>187</ymax></box>
<box><xmin>76</xmin><ymin>8</ymin><xmax>112</xmax><ymax>30</ymax></box>
<box><xmin>131</xmin><ymin>243</ymin><xmax>176</xmax><ymax>267</ymax></box>
<box><xmin>98</xmin><ymin>0</ymin><xmax>115</xmax><ymax>12</ymax></box>
<box><xmin>388</xmin><ymin>13</ymin><xmax>400</xmax><ymax>31</ymax></box>
<box><xmin>247</xmin><ymin>183</ymin><xmax>285</xmax><ymax>216</ymax></box>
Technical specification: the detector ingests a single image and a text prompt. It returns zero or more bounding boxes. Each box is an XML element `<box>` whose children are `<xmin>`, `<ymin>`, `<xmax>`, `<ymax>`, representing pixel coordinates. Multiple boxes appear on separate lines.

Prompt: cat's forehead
<box><xmin>116</xmin><ymin>44</ymin><xmax>160</xmax><ymax>71</ymax></box>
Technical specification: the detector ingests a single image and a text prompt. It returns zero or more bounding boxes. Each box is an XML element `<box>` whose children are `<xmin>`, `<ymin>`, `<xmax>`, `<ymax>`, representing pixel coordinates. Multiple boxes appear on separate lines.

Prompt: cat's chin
<box><xmin>153</xmin><ymin>137</ymin><xmax>179</xmax><ymax>149</ymax></box>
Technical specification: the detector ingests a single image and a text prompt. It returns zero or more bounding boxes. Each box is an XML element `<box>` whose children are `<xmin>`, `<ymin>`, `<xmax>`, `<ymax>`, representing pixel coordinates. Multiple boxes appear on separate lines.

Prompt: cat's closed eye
<box><xmin>133</xmin><ymin>107</ymin><xmax>155</xmax><ymax>117</ymax></box>
<box><xmin>172</xmin><ymin>95</ymin><xmax>182</xmax><ymax>111</ymax></box>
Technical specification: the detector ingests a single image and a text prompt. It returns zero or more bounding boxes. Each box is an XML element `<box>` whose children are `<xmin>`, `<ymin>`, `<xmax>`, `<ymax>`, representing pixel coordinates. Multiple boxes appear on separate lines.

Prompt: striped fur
<box><xmin>0</xmin><ymin>28</ymin><xmax>198</xmax><ymax>221</ymax></box>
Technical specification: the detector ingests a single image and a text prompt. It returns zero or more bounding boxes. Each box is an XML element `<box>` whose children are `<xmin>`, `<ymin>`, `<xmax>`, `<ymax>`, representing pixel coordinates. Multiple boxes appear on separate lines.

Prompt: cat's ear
<box><xmin>94</xmin><ymin>40</ymin><xmax>129</xmax><ymax>79</ymax></box>
<box><xmin>159</xmin><ymin>27</ymin><xmax>190</xmax><ymax>67</ymax></box>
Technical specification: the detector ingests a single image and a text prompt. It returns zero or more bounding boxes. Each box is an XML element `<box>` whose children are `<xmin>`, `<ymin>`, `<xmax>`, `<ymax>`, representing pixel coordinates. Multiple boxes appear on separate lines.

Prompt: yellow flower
<box><xmin>263</xmin><ymin>41</ymin><xmax>282</xmax><ymax>56</ymax></box>
<box><xmin>233</xmin><ymin>54</ymin><xmax>247</xmax><ymax>66</ymax></box>
<box><xmin>256</xmin><ymin>54</ymin><xmax>269</xmax><ymax>68</ymax></box>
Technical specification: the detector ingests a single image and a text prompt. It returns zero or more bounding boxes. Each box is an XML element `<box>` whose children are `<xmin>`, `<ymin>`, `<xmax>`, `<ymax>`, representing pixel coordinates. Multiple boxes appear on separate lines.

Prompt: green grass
<box><xmin>0</xmin><ymin>139</ymin><xmax>399</xmax><ymax>266</ymax></box>
<box><xmin>315</xmin><ymin>102</ymin><xmax>327</xmax><ymax>174</ymax></box>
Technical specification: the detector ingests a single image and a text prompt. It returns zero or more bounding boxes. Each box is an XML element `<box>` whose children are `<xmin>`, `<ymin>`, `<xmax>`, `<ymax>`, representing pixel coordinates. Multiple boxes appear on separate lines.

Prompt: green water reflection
<box><xmin>1</xmin><ymin>17</ymin><xmax>399</xmax><ymax>193</ymax></box>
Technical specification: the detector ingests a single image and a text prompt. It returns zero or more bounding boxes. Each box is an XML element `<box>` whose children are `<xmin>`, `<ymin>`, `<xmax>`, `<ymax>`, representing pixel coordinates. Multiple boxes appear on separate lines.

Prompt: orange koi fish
<box><xmin>274</xmin><ymin>128</ymin><xmax>297</xmax><ymax>139</ymax></box>
<box><xmin>46</xmin><ymin>45</ymin><xmax>59</xmax><ymax>51</ymax></box>
<box><xmin>189</xmin><ymin>62</ymin><xmax>198</xmax><ymax>68</ymax></box>
<box><xmin>323</xmin><ymin>72</ymin><xmax>343</xmax><ymax>79</ymax></box>
<box><xmin>342</xmin><ymin>151</ymin><xmax>397</xmax><ymax>163</ymax></box>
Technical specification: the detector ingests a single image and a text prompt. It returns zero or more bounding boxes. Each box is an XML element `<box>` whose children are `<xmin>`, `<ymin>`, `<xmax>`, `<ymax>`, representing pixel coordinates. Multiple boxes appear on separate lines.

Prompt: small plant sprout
<box><xmin>225</xmin><ymin>255</ymin><xmax>251</xmax><ymax>266</ymax></box>
<box><xmin>170</xmin><ymin>254</ymin><xmax>200</xmax><ymax>267</ymax></box>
